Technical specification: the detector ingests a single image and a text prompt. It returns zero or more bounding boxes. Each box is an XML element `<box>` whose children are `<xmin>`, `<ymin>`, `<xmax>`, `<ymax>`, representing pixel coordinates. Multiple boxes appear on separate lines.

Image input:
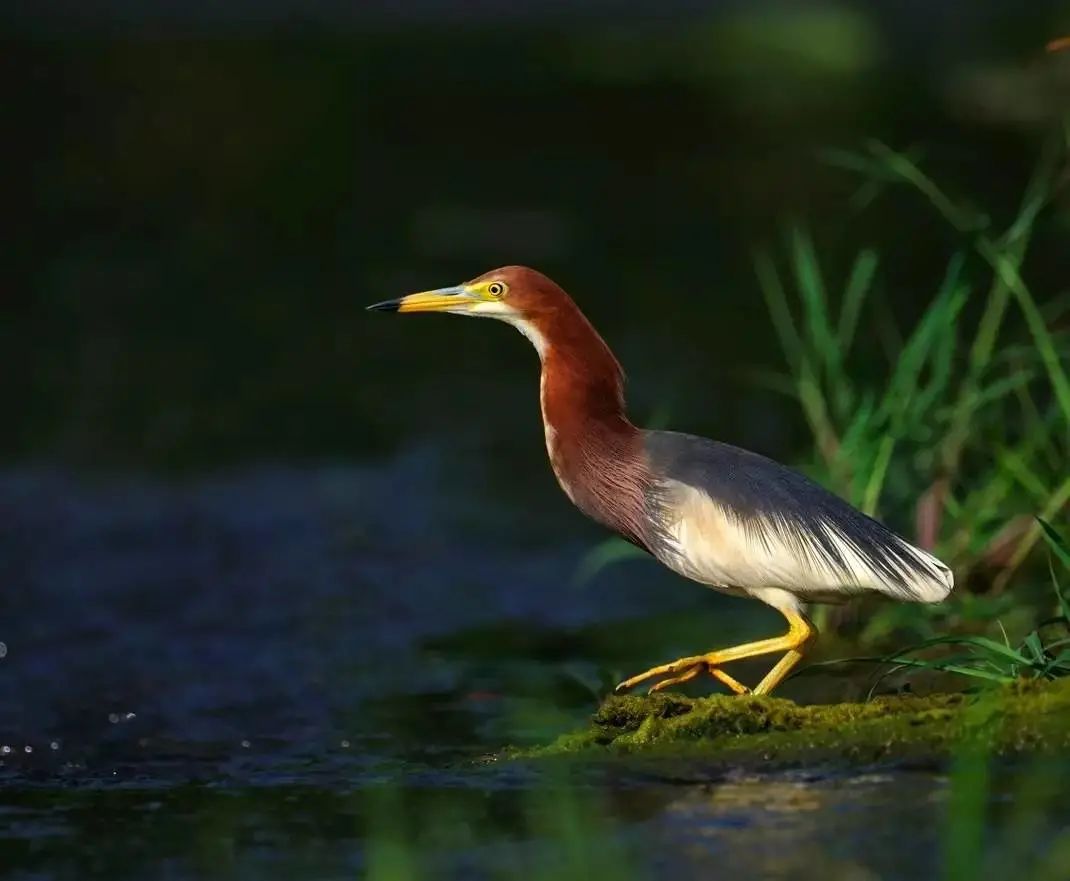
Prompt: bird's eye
<box><xmin>487</xmin><ymin>282</ymin><xmax>505</xmax><ymax>298</ymax></box>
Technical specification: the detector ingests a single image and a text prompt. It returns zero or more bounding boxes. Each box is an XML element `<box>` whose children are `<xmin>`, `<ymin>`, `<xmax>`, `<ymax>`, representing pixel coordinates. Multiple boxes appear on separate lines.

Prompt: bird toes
<box><xmin>615</xmin><ymin>656</ymin><xmax>753</xmax><ymax>696</ymax></box>
<box><xmin>647</xmin><ymin>664</ymin><xmax>703</xmax><ymax>693</ymax></box>
<box><xmin>707</xmin><ymin>664</ymin><xmax>752</xmax><ymax>695</ymax></box>
<box><xmin>614</xmin><ymin>655</ymin><xmax>705</xmax><ymax>693</ymax></box>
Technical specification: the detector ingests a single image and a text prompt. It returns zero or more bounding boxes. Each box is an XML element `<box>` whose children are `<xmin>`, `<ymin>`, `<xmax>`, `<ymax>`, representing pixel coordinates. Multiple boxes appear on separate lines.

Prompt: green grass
<box><xmin>577</xmin><ymin>130</ymin><xmax>1069</xmax><ymax>665</ymax></box>
<box><xmin>754</xmin><ymin>131</ymin><xmax>1070</xmax><ymax>646</ymax></box>
<box><xmin>888</xmin><ymin>521</ymin><xmax>1070</xmax><ymax>684</ymax></box>
<box><xmin>368</xmin><ymin>122</ymin><xmax>1070</xmax><ymax>881</ymax></box>
<box><xmin>800</xmin><ymin>520</ymin><xmax>1070</xmax><ymax>693</ymax></box>
<box><xmin>357</xmin><ymin>678</ymin><xmax>1070</xmax><ymax>881</ymax></box>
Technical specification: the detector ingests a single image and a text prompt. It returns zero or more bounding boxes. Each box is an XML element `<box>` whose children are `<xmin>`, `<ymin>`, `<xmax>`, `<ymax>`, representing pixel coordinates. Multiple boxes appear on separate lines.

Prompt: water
<box><xmin>0</xmin><ymin>769</ymin><xmax>954</xmax><ymax>880</ymax></box>
<box><xmin>5</xmin><ymin>5</ymin><xmax>1069</xmax><ymax>875</ymax></box>
<box><xmin>2</xmin><ymin>460</ymin><xmax>1064</xmax><ymax>880</ymax></box>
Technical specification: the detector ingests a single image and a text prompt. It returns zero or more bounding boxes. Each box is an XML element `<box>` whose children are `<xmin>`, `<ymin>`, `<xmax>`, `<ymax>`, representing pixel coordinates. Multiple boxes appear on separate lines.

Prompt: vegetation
<box><xmin>754</xmin><ymin>132</ymin><xmax>1070</xmax><ymax>653</ymax></box>
<box><xmin>529</xmin><ymin>677</ymin><xmax>1070</xmax><ymax>765</ymax></box>
<box><xmin>519</xmin><ymin>126</ymin><xmax>1070</xmax><ymax>881</ymax></box>
<box><xmin>577</xmin><ymin>123</ymin><xmax>1070</xmax><ymax>690</ymax></box>
<box><xmin>797</xmin><ymin>518</ymin><xmax>1070</xmax><ymax>694</ymax></box>
<box><xmin>350</xmin><ymin>675</ymin><xmax>1070</xmax><ymax>881</ymax></box>
<box><xmin>8</xmin><ymin>21</ymin><xmax>1069</xmax><ymax>881</ymax></box>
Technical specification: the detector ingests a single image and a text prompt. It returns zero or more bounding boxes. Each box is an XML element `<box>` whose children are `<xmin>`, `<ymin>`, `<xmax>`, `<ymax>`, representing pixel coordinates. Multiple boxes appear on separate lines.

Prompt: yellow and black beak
<box><xmin>366</xmin><ymin>285</ymin><xmax>477</xmax><ymax>314</ymax></box>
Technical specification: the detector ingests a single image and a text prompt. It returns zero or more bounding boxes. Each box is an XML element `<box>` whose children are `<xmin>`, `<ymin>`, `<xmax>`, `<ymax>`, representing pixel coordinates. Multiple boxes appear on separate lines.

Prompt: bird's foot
<box><xmin>708</xmin><ymin>667</ymin><xmax>752</xmax><ymax>695</ymax></box>
<box><xmin>614</xmin><ymin>656</ymin><xmax>750</xmax><ymax>696</ymax></box>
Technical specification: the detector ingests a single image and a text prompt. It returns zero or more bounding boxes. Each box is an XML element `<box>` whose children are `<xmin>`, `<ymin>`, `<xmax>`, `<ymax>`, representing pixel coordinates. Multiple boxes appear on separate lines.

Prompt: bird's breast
<box><xmin>536</xmin><ymin>360</ymin><xmax>649</xmax><ymax>547</ymax></box>
<box><xmin>544</xmin><ymin>425</ymin><xmax>580</xmax><ymax>505</ymax></box>
<box><xmin>539</xmin><ymin>429</ymin><xmax>649</xmax><ymax>548</ymax></box>
<box><xmin>540</xmin><ymin>374</ymin><xmax>579</xmax><ymax>504</ymax></box>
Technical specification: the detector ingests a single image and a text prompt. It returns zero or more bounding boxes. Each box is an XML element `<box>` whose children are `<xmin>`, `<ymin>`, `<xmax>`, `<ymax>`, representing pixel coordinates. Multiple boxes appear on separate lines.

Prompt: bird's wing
<box><xmin>642</xmin><ymin>431</ymin><xmax>953</xmax><ymax>603</ymax></box>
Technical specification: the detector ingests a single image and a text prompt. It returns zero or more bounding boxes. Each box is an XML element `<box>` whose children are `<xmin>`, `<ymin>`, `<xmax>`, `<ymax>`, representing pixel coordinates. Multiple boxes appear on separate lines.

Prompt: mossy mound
<box><xmin>531</xmin><ymin>678</ymin><xmax>1070</xmax><ymax>768</ymax></box>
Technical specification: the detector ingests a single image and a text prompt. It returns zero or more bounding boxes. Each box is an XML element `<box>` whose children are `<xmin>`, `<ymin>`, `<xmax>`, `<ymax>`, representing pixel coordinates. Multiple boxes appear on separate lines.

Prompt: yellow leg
<box><xmin>615</xmin><ymin>609</ymin><xmax>815</xmax><ymax>696</ymax></box>
<box><xmin>753</xmin><ymin>648</ymin><xmax>806</xmax><ymax>695</ymax></box>
<box><xmin>647</xmin><ymin>665</ymin><xmax>750</xmax><ymax>694</ymax></box>
<box><xmin>708</xmin><ymin>667</ymin><xmax>751</xmax><ymax>695</ymax></box>
<box><xmin>648</xmin><ymin>665</ymin><xmax>702</xmax><ymax>692</ymax></box>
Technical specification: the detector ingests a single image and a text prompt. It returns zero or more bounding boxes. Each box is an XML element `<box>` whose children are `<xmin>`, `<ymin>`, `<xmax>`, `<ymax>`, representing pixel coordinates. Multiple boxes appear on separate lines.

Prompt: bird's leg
<box><xmin>708</xmin><ymin>667</ymin><xmax>751</xmax><ymax>695</ymax></box>
<box><xmin>615</xmin><ymin>610</ymin><xmax>815</xmax><ymax>695</ymax></box>
<box><xmin>752</xmin><ymin>648</ymin><xmax>807</xmax><ymax>695</ymax></box>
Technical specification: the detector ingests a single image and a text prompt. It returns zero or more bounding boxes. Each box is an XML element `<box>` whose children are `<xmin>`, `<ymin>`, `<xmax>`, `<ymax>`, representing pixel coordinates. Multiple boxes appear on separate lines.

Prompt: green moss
<box><xmin>526</xmin><ymin>678</ymin><xmax>1070</xmax><ymax>768</ymax></box>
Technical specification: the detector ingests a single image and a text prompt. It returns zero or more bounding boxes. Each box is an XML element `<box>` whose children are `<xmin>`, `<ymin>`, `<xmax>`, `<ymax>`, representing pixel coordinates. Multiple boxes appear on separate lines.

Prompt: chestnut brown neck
<box><xmin>531</xmin><ymin>304</ymin><xmax>650</xmax><ymax>547</ymax></box>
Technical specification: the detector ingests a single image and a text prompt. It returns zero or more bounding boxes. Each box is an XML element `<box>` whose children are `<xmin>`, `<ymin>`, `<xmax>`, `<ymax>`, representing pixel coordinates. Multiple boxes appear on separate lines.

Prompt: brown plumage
<box><xmin>478</xmin><ymin>268</ymin><xmax>651</xmax><ymax>548</ymax></box>
<box><xmin>368</xmin><ymin>266</ymin><xmax>953</xmax><ymax>696</ymax></box>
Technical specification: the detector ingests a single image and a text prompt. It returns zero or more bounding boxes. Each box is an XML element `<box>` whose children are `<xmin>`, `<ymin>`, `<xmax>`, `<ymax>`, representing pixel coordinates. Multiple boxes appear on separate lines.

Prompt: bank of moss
<box><xmin>528</xmin><ymin>678</ymin><xmax>1070</xmax><ymax>768</ymax></box>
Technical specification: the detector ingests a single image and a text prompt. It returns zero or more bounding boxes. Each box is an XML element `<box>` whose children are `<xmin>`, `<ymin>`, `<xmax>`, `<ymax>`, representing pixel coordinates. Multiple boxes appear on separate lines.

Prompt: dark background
<box><xmin>1</xmin><ymin>5</ymin><xmax>1069</xmax><ymax>879</ymax></box>
<box><xmin>6</xmin><ymin>2</ymin><xmax>1068</xmax><ymax>488</ymax></box>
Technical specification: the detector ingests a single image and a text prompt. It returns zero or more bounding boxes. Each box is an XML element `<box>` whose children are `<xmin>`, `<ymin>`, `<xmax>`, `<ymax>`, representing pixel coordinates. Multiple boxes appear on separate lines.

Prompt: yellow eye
<box><xmin>487</xmin><ymin>281</ymin><xmax>506</xmax><ymax>298</ymax></box>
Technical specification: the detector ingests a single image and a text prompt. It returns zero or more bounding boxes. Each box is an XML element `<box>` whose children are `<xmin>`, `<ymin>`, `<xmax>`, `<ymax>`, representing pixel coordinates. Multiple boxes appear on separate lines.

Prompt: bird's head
<box><xmin>367</xmin><ymin>265</ymin><xmax>575</xmax><ymax>355</ymax></box>
<box><xmin>368</xmin><ymin>264</ymin><xmax>625</xmax><ymax>390</ymax></box>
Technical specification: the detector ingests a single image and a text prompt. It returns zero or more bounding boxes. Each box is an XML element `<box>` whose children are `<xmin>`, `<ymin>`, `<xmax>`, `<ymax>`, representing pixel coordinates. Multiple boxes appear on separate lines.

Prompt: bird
<box><xmin>367</xmin><ymin>266</ymin><xmax>954</xmax><ymax>696</ymax></box>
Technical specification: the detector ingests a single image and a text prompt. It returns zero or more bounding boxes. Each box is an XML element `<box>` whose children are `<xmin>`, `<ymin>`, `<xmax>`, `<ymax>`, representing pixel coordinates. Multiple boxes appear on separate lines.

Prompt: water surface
<box><xmin>2</xmin><ymin>464</ymin><xmax>1064</xmax><ymax>879</ymax></box>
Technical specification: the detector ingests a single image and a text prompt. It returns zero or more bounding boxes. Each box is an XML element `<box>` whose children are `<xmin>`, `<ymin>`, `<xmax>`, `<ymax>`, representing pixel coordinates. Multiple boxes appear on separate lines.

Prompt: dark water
<box><xmin>2</xmin><ymin>462</ymin><xmax>1066</xmax><ymax>880</ymax></box>
<box><xmin>5</xmin><ymin>5</ymin><xmax>1069</xmax><ymax>875</ymax></box>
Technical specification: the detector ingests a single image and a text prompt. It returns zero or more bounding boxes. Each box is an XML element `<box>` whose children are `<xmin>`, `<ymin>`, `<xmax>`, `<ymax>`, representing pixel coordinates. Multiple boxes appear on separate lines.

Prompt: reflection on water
<box><xmin>0</xmin><ymin>768</ymin><xmax>952</xmax><ymax>880</ymax></box>
<box><xmin>0</xmin><ymin>459</ymin><xmax>727</xmax><ymax>773</ymax></box>
<box><xmin>651</xmin><ymin>773</ymin><xmax>944</xmax><ymax>880</ymax></box>
<box><xmin>2</xmin><ymin>466</ymin><xmax>1068</xmax><ymax>879</ymax></box>
<box><xmin>6</xmin><ymin>4</ymin><xmax>1068</xmax><ymax>876</ymax></box>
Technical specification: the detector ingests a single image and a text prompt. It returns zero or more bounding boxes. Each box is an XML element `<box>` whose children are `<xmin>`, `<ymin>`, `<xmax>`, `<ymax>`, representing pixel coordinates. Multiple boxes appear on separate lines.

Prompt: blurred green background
<box><xmin>6</xmin><ymin>2</ymin><xmax>1067</xmax><ymax>489</ymax></box>
<box><xmin>3</xmin><ymin>5</ymin><xmax>1070</xmax><ymax>881</ymax></box>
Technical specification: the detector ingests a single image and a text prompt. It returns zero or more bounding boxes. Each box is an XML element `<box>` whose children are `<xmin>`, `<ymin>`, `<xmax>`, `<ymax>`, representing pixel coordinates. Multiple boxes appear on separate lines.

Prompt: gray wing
<box><xmin>643</xmin><ymin>431</ymin><xmax>952</xmax><ymax>601</ymax></box>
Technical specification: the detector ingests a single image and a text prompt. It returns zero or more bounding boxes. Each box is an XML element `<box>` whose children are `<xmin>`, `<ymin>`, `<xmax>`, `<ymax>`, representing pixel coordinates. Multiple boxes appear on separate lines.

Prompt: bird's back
<box><xmin>641</xmin><ymin>431</ymin><xmax>953</xmax><ymax>604</ymax></box>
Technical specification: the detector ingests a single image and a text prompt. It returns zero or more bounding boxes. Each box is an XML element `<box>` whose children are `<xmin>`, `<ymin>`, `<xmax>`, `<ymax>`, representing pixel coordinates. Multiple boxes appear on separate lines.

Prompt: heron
<box><xmin>367</xmin><ymin>266</ymin><xmax>953</xmax><ymax>696</ymax></box>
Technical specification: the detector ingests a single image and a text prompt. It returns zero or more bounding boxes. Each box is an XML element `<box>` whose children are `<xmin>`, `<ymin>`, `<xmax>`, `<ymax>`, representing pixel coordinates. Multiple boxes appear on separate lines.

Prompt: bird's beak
<box><xmin>366</xmin><ymin>285</ymin><xmax>477</xmax><ymax>314</ymax></box>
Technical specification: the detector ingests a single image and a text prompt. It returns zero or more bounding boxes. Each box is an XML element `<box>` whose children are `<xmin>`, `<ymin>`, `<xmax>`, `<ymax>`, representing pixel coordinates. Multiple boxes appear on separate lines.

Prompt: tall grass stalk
<box><xmin>758</xmin><ymin>129</ymin><xmax>1069</xmax><ymax>645</ymax></box>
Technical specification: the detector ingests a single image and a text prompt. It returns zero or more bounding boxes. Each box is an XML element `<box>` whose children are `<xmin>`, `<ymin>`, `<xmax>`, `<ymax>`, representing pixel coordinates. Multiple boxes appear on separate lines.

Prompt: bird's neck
<box><xmin>533</xmin><ymin>317</ymin><xmax>649</xmax><ymax>547</ymax></box>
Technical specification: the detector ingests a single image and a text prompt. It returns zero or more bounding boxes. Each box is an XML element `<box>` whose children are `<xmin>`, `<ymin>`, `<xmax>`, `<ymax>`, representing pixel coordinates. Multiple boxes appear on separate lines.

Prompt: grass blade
<box><xmin>789</xmin><ymin>228</ymin><xmax>842</xmax><ymax>382</ymax></box>
<box><xmin>754</xmin><ymin>250</ymin><xmax>801</xmax><ymax>370</ymax></box>
<box><xmin>838</xmin><ymin>248</ymin><xmax>878</xmax><ymax>351</ymax></box>
<box><xmin>573</xmin><ymin>537</ymin><xmax>649</xmax><ymax>587</ymax></box>
<box><xmin>1038</xmin><ymin>518</ymin><xmax>1070</xmax><ymax>572</ymax></box>
<box><xmin>860</xmin><ymin>433</ymin><xmax>895</xmax><ymax>516</ymax></box>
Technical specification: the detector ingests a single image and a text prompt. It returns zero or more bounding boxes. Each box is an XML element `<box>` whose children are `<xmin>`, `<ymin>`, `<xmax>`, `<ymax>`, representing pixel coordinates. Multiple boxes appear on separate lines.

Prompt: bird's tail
<box><xmin>883</xmin><ymin>538</ymin><xmax>954</xmax><ymax>603</ymax></box>
<box><xmin>804</xmin><ymin>504</ymin><xmax>956</xmax><ymax>603</ymax></box>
